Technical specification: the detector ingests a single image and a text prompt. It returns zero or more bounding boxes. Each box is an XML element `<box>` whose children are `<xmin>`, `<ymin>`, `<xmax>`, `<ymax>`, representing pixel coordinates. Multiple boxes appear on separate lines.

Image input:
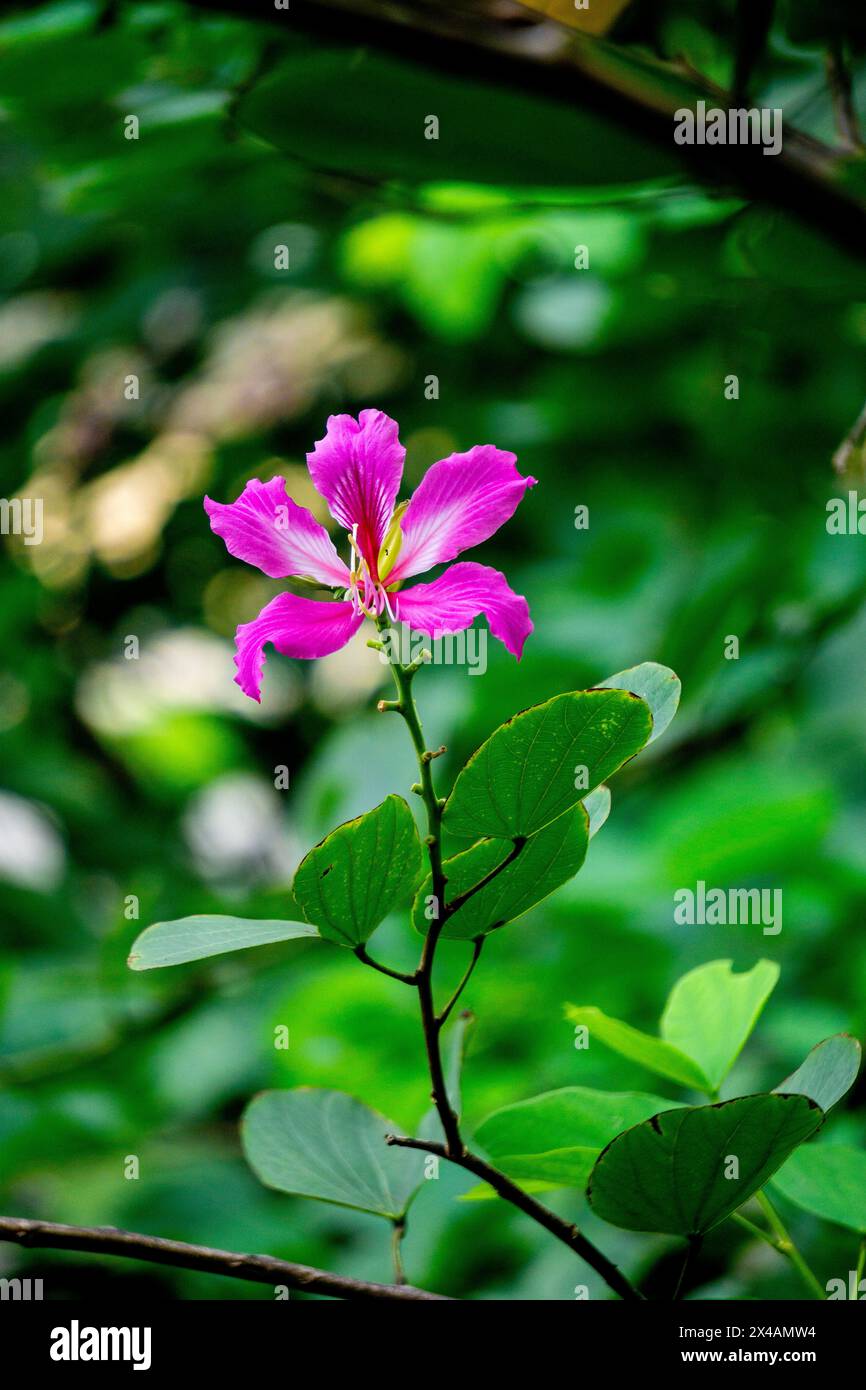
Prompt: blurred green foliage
<box><xmin>1</xmin><ymin>0</ymin><xmax>866</xmax><ymax>1300</ymax></box>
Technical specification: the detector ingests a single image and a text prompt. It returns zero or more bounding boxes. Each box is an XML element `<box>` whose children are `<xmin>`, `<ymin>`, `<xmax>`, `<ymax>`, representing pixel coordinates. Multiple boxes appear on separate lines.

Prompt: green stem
<box><xmin>379</xmin><ymin>624</ymin><xmax>461</xmax><ymax>1155</ymax></box>
<box><xmin>754</xmin><ymin>1191</ymin><xmax>825</xmax><ymax>1300</ymax></box>
<box><xmin>857</xmin><ymin>1236</ymin><xmax>866</xmax><ymax>1286</ymax></box>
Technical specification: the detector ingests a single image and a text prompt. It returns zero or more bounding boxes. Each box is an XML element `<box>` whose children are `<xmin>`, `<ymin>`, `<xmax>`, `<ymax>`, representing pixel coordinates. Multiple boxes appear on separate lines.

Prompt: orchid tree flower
<box><xmin>204</xmin><ymin>409</ymin><xmax>537</xmax><ymax>701</ymax></box>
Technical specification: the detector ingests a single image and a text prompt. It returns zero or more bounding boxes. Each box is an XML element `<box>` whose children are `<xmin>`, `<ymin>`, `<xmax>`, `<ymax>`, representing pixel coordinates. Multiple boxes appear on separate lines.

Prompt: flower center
<box><xmin>347</xmin><ymin>524</ymin><xmax>395</xmax><ymax>621</ymax></box>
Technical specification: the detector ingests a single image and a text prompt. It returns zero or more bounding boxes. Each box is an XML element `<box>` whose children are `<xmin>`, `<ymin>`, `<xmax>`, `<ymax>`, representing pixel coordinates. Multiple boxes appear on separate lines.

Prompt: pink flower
<box><xmin>204</xmin><ymin>409</ymin><xmax>536</xmax><ymax>701</ymax></box>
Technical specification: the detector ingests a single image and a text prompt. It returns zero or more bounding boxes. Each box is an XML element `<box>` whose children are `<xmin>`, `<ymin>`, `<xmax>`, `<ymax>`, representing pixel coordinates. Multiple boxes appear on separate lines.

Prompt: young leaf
<box><xmin>660</xmin><ymin>959</ymin><xmax>780</xmax><ymax>1095</ymax></box>
<box><xmin>443</xmin><ymin>688</ymin><xmax>652</xmax><ymax>841</ymax></box>
<box><xmin>293</xmin><ymin>794</ymin><xmax>423</xmax><ymax>947</ymax></box>
<box><xmin>588</xmin><ymin>1094</ymin><xmax>823</xmax><ymax>1236</ymax></box>
<box><xmin>241</xmin><ymin>1088</ymin><xmax>424</xmax><ymax>1220</ymax></box>
<box><xmin>127</xmin><ymin>915</ymin><xmax>320</xmax><ymax>971</ymax></box>
<box><xmin>565</xmin><ymin>1004</ymin><xmax>711</xmax><ymax>1091</ymax></box>
<box><xmin>414</xmin><ymin>805</ymin><xmax>589</xmax><ymax>940</ymax></box>
<box><xmin>774</xmin><ymin>1034</ymin><xmax>861</xmax><ymax>1113</ymax></box>
<box><xmin>771</xmin><ymin>1144</ymin><xmax>866</xmax><ymax>1233</ymax></box>
<box><xmin>474</xmin><ymin>1086</ymin><xmax>681</xmax><ymax>1191</ymax></box>
<box><xmin>567</xmin><ymin>960</ymin><xmax>780</xmax><ymax>1096</ymax></box>
<box><xmin>595</xmin><ymin>661</ymin><xmax>681</xmax><ymax>745</ymax></box>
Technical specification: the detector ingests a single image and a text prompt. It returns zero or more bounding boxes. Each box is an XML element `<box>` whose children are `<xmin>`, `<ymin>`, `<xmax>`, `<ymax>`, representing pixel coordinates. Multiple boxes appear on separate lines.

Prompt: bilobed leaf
<box><xmin>772</xmin><ymin>1144</ymin><xmax>866</xmax><ymax>1233</ymax></box>
<box><xmin>443</xmin><ymin>688</ymin><xmax>652</xmax><ymax>841</ymax></box>
<box><xmin>596</xmin><ymin>661</ymin><xmax>681</xmax><ymax>744</ymax></box>
<box><xmin>241</xmin><ymin>1088</ymin><xmax>424</xmax><ymax>1220</ymax></box>
<box><xmin>414</xmin><ymin>805</ymin><xmax>589</xmax><ymax>940</ymax></box>
<box><xmin>293</xmin><ymin>794</ymin><xmax>423</xmax><ymax>947</ymax></box>
<box><xmin>127</xmin><ymin>915</ymin><xmax>320</xmax><ymax>970</ymax></box>
<box><xmin>565</xmin><ymin>1004</ymin><xmax>711</xmax><ymax>1091</ymax></box>
<box><xmin>660</xmin><ymin>959</ymin><xmax>780</xmax><ymax>1094</ymax></box>
<box><xmin>588</xmin><ymin>1094</ymin><xmax>823</xmax><ymax>1235</ymax></box>
<box><xmin>774</xmin><ymin>1034</ymin><xmax>861</xmax><ymax>1112</ymax></box>
<box><xmin>474</xmin><ymin>1086</ymin><xmax>680</xmax><ymax>1190</ymax></box>
<box><xmin>566</xmin><ymin>960</ymin><xmax>780</xmax><ymax>1096</ymax></box>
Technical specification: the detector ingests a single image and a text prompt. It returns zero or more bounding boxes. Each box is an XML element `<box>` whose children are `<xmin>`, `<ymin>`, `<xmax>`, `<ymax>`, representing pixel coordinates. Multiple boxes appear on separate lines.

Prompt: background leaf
<box><xmin>596</xmin><ymin>661</ymin><xmax>681</xmax><ymax>745</ymax></box>
<box><xmin>443</xmin><ymin>688</ymin><xmax>652</xmax><ymax>841</ymax></box>
<box><xmin>659</xmin><ymin>959</ymin><xmax>780</xmax><ymax>1095</ymax></box>
<box><xmin>588</xmin><ymin>1093</ymin><xmax>823</xmax><ymax>1235</ymax></box>
<box><xmin>565</xmin><ymin>1003</ymin><xmax>711</xmax><ymax>1091</ymax></box>
<box><xmin>774</xmin><ymin>1034</ymin><xmax>861</xmax><ymax>1112</ymax></box>
<box><xmin>474</xmin><ymin>1085</ymin><xmax>680</xmax><ymax>1190</ymax></box>
<box><xmin>583</xmin><ymin>784</ymin><xmax>612</xmax><ymax>837</ymax></box>
<box><xmin>241</xmin><ymin>1088</ymin><xmax>424</xmax><ymax>1220</ymax></box>
<box><xmin>293</xmin><ymin>794</ymin><xmax>422</xmax><ymax>947</ymax></box>
<box><xmin>127</xmin><ymin>915</ymin><xmax>320</xmax><ymax>970</ymax></box>
<box><xmin>239</xmin><ymin>43</ymin><xmax>683</xmax><ymax>191</ymax></box>
<box><xmin>772</xmin><ymin>1143</ymin><xmax>866</xmax><ymax>1233</ymax></box>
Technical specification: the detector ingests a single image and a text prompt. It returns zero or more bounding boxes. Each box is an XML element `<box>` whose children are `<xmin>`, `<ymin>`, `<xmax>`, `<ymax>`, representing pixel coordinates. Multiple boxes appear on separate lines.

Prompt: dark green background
<box><xmin>1</xmin><ymin>0</ymin><xmax>865</xmax><ymax>1299</ymax></box>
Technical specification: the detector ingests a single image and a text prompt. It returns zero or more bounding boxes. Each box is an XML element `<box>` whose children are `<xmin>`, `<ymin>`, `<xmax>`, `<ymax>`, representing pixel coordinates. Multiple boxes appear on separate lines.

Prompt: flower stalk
<box><xmin>371</xmin><ymin>613</ymin><xmax>643</xmax><ymax>1301</ymax></box>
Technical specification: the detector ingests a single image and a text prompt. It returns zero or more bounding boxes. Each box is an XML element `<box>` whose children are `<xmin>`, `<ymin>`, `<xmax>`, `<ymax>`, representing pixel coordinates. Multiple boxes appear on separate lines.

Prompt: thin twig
<box><xmin>386</xmin><ymin>1135</ymin><xmax>643</xmax><ymax>1301</ymax></box>
<box><xmin>354</xmin><ymin>944</ymin><xmax>417</xmax><ymax>985</ymax></box>
<box><xmin>390</xmin><ymin>1216</ymin><xmax>407</xmax><ymax>1285</ymax></box>
<box><xmin>673</xmin><ymin>1234</ymin><xmax>702</xmax><ymax>1300</ymax></box>
<box><xmin>444</xmin><ymin>838</ymin><xmax>526</xmax><ymax>918</ymax></box>
<box><xmin>755</xmin><ymin>1191</ymin><xmax>825</xmax><ymax>1300</ymax></box>
<box><xmin>0</xmin><ymin>1216</ymin><xmax>450</xmax><ymax>1301</ymax></box>
<box><xmin>437</xmin><ymin>938</ymin><xmax>483</xmax><ymax>1029</ymax></box>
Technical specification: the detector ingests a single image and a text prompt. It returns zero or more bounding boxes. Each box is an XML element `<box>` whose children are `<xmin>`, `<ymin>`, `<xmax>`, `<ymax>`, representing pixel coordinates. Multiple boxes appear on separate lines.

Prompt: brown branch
<box><xmin>0</xmin><ymin>1216</ymin><xmax>450</xmax><ymax>1301</ymax></box>
<box><xmin>386</xmin><ymin>1136</ymin><xmax>643</xmax><ymax>1301</ymax></box>
<box><xmin>179</xmin><ymin>0</ymin><xmax>866</xmax><ymax>262</ymax></box>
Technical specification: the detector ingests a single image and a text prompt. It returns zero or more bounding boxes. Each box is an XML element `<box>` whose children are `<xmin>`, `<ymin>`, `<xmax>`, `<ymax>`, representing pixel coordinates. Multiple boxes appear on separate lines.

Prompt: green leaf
<box><xmin>584</xmin><ymin>784</ymin><xmax>611</xmax><ymax>838</ymax></box>
<box><xmin>414</xmin><ymin>805</ymin><xmax>589</xmax><ymax>940</ymax></box>
<box><xmin>588</xmin><ymin>1094</ymin><xmax>823</xmax><ymax>1235</ymax></box>
<box><xmin>660</xmin><ymin>959</ymin><xmax>780</xmax><ymax>1095</ymax></box>
<box><xmin>567</xmin><ymin>959</ymin><xmax>780</xmax><ymax>1095</ymax></box>
<box><xmin>293</xmin><ymin>794</ymin><xmax>423</xmax><ymax>947</ymax></box>
<box><xmin>565</xmin><ymin>1004</ymin><xmax>711</xmax><ymax>1091</ymax></box>
<box><xmin>443</xmin><ymin>688</ymin><xmax>652</xmax><ymax>841</ymax></box>
<box><xmin>474</xmin><ymin>1086</ymin><xmax>680</xmax><ymax>1191</ymax></box>
<box><xmin>241</xmin><ymin>1088</ymin><xmax>424</xmax><ymax>1220</ymax></box>
<box><xmin>772</xmin><ymin>1144</ymin><xmax>866</xmax><ymax>1234</ymax></box>
<box><xmin>127</xmin><ymin>915</ymin><xmax>320</xmax><ymax>971</ymax></box>
<box><xmin>596</xmin><ymin>661</ymin><xmax>681</xmax><ymax>745</ymax></box>
<box><xmin>239</xmin><ymin>45</ymin><xmax>683</xmax><ymax>192</ymax></box>
<box><xmin>774</xmin><ymin>1034</ymin><xmax>861</xmax><ymax>1112</ymax></box>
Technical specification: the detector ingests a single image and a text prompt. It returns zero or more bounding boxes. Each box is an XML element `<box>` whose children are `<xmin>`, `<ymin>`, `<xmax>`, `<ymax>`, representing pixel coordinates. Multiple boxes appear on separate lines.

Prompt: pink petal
<box><xmin>235</xmin><ymin>593</ymin><xmax>363</xmax><ymax>701</ymax></box>
<box><xmin>393</xmin><ymin>561</ymin><xmax>533</xmax><ymax>660</ymax></box>
<box><xmin>388</xmin><ymin>446</ymin><xmax>537</xmax><ymax>582</ymax></box>
<box><xmin>205</xmin><ymin>477</ymin><xmax>350</xmax><ymax>587</ymax></box>
<box><xmin>306</xmin><ymin>410</ymin><xmax>404</xmax><ymax>573</ymax></box>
